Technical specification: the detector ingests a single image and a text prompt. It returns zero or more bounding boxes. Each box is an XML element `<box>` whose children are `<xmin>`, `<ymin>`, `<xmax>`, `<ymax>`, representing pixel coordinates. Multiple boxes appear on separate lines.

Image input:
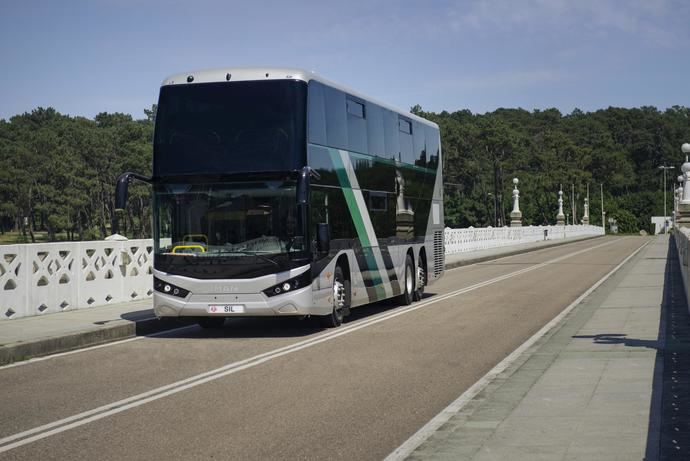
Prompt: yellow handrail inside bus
<box><xmin>171</xmin><ymin>245</ymin><xmax>206</xmax><ymax>254</ymax></box>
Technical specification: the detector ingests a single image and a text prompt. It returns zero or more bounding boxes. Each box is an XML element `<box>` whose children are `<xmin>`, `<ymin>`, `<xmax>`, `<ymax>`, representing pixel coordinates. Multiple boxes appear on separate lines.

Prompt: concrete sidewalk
<box><xmin>403</xmin><ymin>234</ymin><xmax>682</xmax><ymax>460</ymax></box>
<box><xmin>0</xmin><ymin>234</ymin><xmax>601</xmax><ymax>366</ymax></box>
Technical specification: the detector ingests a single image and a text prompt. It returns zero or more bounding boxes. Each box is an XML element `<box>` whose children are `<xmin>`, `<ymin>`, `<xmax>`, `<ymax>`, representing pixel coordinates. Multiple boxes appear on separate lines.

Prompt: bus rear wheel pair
<box><xmin>399</xmin><ymin>254</ymin><xmax>424</xmax><ymax>305</ymax></box>
<box><xmin>319</xmin><ymin>254</ymin><xmax>426</xmax><ymax>328</ymax></box>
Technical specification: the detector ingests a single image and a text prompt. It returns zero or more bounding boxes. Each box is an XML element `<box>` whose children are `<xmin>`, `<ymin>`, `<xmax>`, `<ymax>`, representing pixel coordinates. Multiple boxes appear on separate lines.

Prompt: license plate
<box><xmin>207</xmin><ymin>304</ymin><xmax>245</xmax><ymax>314</ymax></box>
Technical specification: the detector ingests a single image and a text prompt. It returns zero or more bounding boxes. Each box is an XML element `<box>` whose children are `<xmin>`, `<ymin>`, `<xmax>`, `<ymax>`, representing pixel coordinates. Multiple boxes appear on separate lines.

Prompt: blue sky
<box><xmin>1</xmin><ymin>0</ymin><xmax>689</xmax><ymax>120</ymax></box>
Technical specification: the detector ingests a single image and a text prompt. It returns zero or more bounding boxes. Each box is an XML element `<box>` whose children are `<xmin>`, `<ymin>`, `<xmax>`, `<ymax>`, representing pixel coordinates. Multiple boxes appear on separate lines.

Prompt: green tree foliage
<box><xmin>0</xmin><ymin>104</ymin><xmax>688</xmax><ymax>241</ymax></box>
<box><xmin>414</xmin><ymin>105</ymin><xmax>690</xmax><ymax>234</ymax></box>
<box><xmin>0</xmin><ymin>108</ymin><xmax>152</xmax><ymax>241</ymax></box>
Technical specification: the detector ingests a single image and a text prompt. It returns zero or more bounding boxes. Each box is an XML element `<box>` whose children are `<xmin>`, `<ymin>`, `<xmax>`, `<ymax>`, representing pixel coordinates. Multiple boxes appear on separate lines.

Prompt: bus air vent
<box><xmin>433</xmin><ymin>230</ymin><xmax>444</xmax><ymax>277</ymax></box>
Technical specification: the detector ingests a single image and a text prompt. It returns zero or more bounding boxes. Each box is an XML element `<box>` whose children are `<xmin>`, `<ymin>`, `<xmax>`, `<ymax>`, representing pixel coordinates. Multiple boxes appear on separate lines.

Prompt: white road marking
<box><xmin>0</xmin><ymin>237</ymin><xmax>627</xmax><ymax>454</ymax></box>
<box><xmin>384</xmin><ymin>238</ymin><xmax>650</xmax><ymax>461</ymax></box>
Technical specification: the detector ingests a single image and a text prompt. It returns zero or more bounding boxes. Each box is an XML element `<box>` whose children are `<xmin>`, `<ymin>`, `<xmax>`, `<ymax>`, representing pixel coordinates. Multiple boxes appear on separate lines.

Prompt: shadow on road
<box><xmin>127</xmin><ymin>292</ymin><xmax>437</xmax><ymax>340</ymax></box>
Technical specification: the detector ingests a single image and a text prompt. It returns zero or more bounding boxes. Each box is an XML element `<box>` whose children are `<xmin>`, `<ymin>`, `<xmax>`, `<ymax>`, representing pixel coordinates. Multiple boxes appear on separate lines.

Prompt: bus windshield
<box><xmin>153</xmin><ymin>80</ymin><xmax>307</xmax><ymax>177</ymax></box>
<box><xmin>153</xmin><ymin>181</ymin><xmax>306</xmax><ymax>277</ymax></box>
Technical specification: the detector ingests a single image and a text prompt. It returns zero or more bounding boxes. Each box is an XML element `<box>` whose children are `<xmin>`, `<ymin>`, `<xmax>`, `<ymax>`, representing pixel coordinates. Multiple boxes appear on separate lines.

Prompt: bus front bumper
<box><xmin>153</xmin><ymin>285</ymin><xmax>331</xmax><ymax>318</ymax></box>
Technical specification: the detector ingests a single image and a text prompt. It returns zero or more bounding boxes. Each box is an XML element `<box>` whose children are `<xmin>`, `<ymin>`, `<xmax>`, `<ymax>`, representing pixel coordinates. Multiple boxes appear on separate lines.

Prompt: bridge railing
<box><xmin>0</xmin><ymin>240</ymin><xmax>153</xmax><ymax>320</ymax></box>
<box><xmin>674</xmin><ymin>228</ymin><xmax>690</xmax><ymax>310</ymax></box>
<box><xmin>444</xmin><ymin>224</ymin><xmax>604</xmax><ymax>255</ymax></box>
<box><xmin>1</xmin><ymin>225</ymin><xmax>604</xmax><ymax>320</ymax></box>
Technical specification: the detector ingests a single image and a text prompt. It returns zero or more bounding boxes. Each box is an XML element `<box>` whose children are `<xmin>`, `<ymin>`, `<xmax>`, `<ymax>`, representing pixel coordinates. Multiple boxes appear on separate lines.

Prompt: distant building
<box><xmin>651</xmin><ymin>216</ymin><xmax>672</xmax><ymax>235</ymax></box>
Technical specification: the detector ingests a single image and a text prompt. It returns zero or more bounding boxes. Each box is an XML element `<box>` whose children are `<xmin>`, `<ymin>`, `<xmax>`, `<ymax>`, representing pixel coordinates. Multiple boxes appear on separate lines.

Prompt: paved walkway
<box><xmin>404</xmin><ymin>234</ymin><xmax>684</xmax><ymax>460</ymax></box>
<box><xmin>0</xmin><ymin>234</ymin><xmax>601</xmax><ymax>366</ymax></box>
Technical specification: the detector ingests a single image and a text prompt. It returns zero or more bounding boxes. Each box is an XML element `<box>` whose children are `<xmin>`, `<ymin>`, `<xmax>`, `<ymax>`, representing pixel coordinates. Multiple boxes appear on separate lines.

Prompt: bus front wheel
<box><xmin>320</xmin><ymin>266</ymin><xmax>348</xmax><ymax>328</ymax></box>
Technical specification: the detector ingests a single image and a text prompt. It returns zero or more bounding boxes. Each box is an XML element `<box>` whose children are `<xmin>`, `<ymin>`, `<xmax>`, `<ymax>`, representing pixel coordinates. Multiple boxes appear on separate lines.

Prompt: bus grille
<box><xmin>433</xmin><ymin>230</ymin><xmax>444</xmax><ymax>277</ymax></box>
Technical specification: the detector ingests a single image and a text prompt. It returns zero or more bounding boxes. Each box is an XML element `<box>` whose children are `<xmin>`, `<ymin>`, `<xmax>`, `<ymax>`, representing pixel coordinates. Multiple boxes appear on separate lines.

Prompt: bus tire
<box><xmin>320</xmin><ymin>265</ymin><xmax>348</xmax><ymax>328</ymax></box>
<box><xmin>413</xmin><ymin>256</ymin><xmax>426</xmax><ymax>302</ymax></box>
<box><xmin>399</xmin><ymin>254</ymin><xmax>414</xmax><ymax>306</ymax></box>
<box><xmin>198</xmin><ymin>317</ymin><xmax>225</xmax><ymax>329</ymax></box>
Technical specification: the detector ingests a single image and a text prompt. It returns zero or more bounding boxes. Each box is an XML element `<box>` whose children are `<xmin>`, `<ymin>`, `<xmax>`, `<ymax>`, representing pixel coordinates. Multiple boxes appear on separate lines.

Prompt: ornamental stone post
<box><xmin>677</xmin><ymin>175</ymin><xmax>684</xmax><ymax>211</ymax></box>
<box><xmin>675</xmin><ymin>144</ymin><xmax>690</xmax><ymax>228</ymax></box>
<box><xmin>675</xmin><ymin>180</ymin><xmax>682</xmax><ymax>227</ymax></box>
<box><xmin>582</xmin><ymin>197</ymin><xmax>590</xmax><ymax>225</ymax></box>
<box><xmin>556</xmin><ymin>185</ymin><xmax>565</xmax><ymax>225</ymax></box>
<box><xmin>510</xmin><ymin>178</ymin><xmax>522</xmax><ymax>227</ymax></box>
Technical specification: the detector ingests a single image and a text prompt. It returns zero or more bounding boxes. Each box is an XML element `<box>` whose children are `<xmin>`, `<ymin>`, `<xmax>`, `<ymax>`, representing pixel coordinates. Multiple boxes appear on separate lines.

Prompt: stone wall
<box><xmin>1</xmin><ymin>240</ymin><xmax>152</xmax><ymax>320</ymax></box>
<box><xmin>1</xmin><ymin>225</ymin><xmax>604</xmax><ymax>320</ymax></box>
<box><xmin>444</xmin><ymin>225</ymin><xmax>604</xmax><ymax>255</ymax></box>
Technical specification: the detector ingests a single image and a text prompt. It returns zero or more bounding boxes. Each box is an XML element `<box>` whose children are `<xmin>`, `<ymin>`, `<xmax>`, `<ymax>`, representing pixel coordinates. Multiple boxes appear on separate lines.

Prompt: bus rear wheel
<box><xmin>198</xmin><ymin>317</ymin><xmax>225</xmax><ymax>329</ymax></box>
<box><xmin>398</xmin><ymin>255</ymin><xmax>414</xmax><ymax>306</ymax></box>
<box><xmin>320</xmin><ymin>266</ymin><xmax>348</xmax><ymax>328</ymax></box>
<box><xmin>413</xmin><ymin>260</ymin><xmax>425</xmax><ymax>302</ymax></box>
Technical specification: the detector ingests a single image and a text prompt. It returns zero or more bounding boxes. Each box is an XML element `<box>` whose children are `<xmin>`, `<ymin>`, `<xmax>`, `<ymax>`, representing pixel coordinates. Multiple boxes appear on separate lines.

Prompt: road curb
<box><xmin>0</xmin><ymin>235</ymin><xmax>605</xmax><ymax>366</ymax></box>
<box><xmin>0</xmin><ymin>316</ymin><xmax>193</xmax><ymax>367</ymax></box>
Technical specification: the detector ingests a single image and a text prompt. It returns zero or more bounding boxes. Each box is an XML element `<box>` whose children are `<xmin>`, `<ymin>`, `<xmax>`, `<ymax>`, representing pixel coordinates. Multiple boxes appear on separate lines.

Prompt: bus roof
<box><xmin>161</xmin><ymin>67</ymin><xmax>439</xmax><ymax>129</ymax></box>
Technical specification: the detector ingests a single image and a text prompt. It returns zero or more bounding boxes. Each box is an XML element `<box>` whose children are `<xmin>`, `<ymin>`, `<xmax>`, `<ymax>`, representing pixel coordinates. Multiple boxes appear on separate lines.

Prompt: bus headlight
<box><xmin>154</xmin><ymin>277</ymin><xmax>190</xmax><ymax>298</ymax></box>
<box><xmin>263</xmin><ymin>271</ymin><xmax>312</xmax><ymax>297</ymax></box>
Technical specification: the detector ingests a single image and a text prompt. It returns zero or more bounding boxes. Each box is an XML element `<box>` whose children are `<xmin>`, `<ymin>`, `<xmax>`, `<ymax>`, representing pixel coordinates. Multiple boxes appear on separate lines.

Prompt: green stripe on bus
<box><xmin>328</xmin><ymin>149</ymin><xmax>371</xmax><ymax>248</ymax></box>
<box><xmin>327</xmin><ymin>148</ymin><xmax>386</xmax><ymax>299</ymax></box>
<box><xmin>362</xmin><ymin>247</ymin><xmax>386</xmax><ymax>299</ymax></box>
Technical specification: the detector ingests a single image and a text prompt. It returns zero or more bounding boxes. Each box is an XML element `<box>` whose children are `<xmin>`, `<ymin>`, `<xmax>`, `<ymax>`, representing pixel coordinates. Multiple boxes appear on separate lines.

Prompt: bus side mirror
<box><xmin>115</xmin><ymin>172</ymin><xmax>153</xmax><ymax>210</ymax></box>
<box><xmin>114</xmin><ymin>172</ymin><xmax>152</xmax><ymax>234</ymax></box>
<box><xmin>316</xmin><ymin>223</ymin><xmax>330</xmax><ymax>253</ymax></box>
<box><xmin>115</xmin><ymin>173</ymin><xmax>130</xmax><ymax>211</ymax></box>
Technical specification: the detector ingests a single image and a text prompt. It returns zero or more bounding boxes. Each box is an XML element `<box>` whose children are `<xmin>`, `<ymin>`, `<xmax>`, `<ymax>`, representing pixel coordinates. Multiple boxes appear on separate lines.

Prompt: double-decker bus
<box><xmin>115</xmin><ymin>67</ymin><xmax>444</xmax><ymax>328</ymax></box>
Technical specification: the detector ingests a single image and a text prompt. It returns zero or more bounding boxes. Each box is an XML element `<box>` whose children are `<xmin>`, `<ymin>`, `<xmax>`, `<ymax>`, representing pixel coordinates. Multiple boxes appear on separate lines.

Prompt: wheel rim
<box><xmin>417</xmin><ymin>265</ymin><xmax>425</xmax><ymax>291</ymax></box>
<box><xmin>406</xmin><ymin>264</ymin><xmax>413</xmax><ymax>294</ymax></box>
<box><xmin>333</xmin><ymin>279</ymin><xmax>345</xmax><ymax>318</ymax></box>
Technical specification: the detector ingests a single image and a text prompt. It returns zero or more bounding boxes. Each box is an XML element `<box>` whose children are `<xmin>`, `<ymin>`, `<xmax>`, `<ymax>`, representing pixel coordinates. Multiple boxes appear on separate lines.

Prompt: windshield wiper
<box><xmin>211</xmin><ymin>250</ymin><xmax>280</xmax><ymax>267</ymax></box>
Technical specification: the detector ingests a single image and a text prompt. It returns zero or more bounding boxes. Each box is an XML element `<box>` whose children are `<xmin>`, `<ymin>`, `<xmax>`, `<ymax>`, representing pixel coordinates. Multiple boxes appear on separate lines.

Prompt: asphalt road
<box><xmin>0</xmin><ymin>236</ymin><xmax>648</xmax><ymax>460</ymax></box>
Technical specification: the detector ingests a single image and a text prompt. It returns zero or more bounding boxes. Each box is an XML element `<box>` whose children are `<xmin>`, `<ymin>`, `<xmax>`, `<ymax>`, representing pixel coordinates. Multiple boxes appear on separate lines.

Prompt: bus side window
<box><xmin>346</xmin><ymin>98</ymin><xmax>367</xmax><ymax>155</ymax></box>
<box><xmin>307</xmin><ymin>81</ymin><xmax>327</xmax><ymax>145</ymax></box>
<box><xmin>425</xmin><ymin>125</ymin><xmax>440</xmax><ymax>170</ymax></box>
<box><xmin>383</xmin><ymin>109</ymin><xmax>400</xmax><ymax>162</ymax></box>
<box><xmin>324</xmin><ymin>86</ymin><xmax>347</xmax><ymax>151</ymax></box>
<box><xmin>413</xmin><ymin>121</ymin><xmax>426</xmax><ymax>168</ymax></box>
<box><xmin>311</xmin><ymin>186</ymin><xmax>357</xmax><ymax>243</ymax></box>
<box><xmin>398</xmin><ymin>117</ymin><xmax>414</xmax><ymax>164</ymax></box>
<box><xmin>366</xmin><ymin>104</ymin><xmax>385</xmax><ymax>157</ymax></box>
<box><xmin>364</xmin><ymin>190</ymin><xmax>394</xmax><ymax>240</ymax></box>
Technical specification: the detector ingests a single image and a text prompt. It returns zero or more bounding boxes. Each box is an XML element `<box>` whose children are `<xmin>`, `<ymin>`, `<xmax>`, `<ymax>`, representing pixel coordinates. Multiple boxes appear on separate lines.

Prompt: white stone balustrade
<box><xmin>1</xmin><ymin>226</ymin><xmax>604</xmax><ymax>320</ymax></box>
<box><xmin>674</xmin><ymin>227</ymin><xmax>690</xmax><ymax>312</ymax></box>
<box><xmin>670</xmin><ymin>142</ymin><xmax>690</xmax><ymax>310</ymax></box>
<box><xmin>444</xmin><ymin>224</ymin><xmax>605</xmax><ymax>255</ymax></box>
<box><xmin>1</xmin><ymin>240</ymin><xmax>152</xmax><ymax>320</ymax></box>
